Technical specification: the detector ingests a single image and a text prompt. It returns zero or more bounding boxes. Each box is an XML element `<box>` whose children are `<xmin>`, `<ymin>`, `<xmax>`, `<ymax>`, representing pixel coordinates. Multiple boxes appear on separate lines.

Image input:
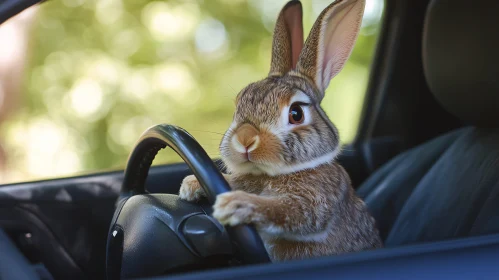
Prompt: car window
<box><xmin>0</xmin><ymin>0</ymin><xmax>384</xmax><ymax>184</ymax></box>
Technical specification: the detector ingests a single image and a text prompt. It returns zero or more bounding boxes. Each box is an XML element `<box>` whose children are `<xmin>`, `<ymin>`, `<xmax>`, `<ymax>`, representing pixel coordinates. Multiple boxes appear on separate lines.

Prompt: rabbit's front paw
<box><xmin>213</xmin><ymin>191</ymin><xmax>257</xmax><ymax>226</ymax></box>
<box><xmin>179</xmin><ymin>175</ymin><xmax>205</xmax><ymax>202</ymax></box>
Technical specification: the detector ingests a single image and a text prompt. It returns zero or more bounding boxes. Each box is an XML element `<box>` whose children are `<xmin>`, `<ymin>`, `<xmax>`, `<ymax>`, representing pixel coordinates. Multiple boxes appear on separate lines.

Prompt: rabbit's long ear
<box><xmin>269</xmin><ymin>0</ymin><xmax>304</xmax><ymax>77</ymax></box>
<box><xmin>295</xmin><ymin>0</ymin><xmax>365</xmax><ymax>99</ymax></box>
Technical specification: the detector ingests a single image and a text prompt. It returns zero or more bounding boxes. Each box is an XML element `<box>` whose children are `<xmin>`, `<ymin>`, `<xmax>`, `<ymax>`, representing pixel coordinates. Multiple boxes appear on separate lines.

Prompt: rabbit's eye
<box><xmin>289</xmin><ymin>104</ymin><xmax>304</xmax><ymax>124</ymax></box>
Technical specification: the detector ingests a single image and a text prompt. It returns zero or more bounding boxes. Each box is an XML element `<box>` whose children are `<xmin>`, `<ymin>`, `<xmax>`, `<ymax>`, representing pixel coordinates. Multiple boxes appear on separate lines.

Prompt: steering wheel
<box><xmin>106</xmin><ymin>124</ymin><xmax>270</xmax><ymax>279</ymax></box>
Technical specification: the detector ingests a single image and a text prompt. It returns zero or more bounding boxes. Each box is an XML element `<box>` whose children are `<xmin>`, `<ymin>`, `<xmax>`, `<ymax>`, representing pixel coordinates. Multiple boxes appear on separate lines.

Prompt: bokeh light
<box><xmin>0</xmin><ymin>0</ymin><xmax>384</xmax><ymax>184</ymax></box>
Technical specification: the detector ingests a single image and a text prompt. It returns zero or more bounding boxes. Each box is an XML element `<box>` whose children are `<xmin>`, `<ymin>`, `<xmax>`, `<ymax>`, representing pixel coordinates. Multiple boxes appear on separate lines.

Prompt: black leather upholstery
<box><xmin>358</xmin><ymin>0</ymin><xmax>499</xmax><ymax>245</ymax></box>
<box><xmin>423</xmin><ymin>0</ymin><xmax>499</xmax><ymax>127</ymax></box>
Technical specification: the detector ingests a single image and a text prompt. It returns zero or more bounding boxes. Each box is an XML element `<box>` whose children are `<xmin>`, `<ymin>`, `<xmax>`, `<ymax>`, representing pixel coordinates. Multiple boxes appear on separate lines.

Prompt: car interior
<box><xmin>1</xmin><ymin>0</ymin><xmax>499</xmax><ymax>279</ymax></box>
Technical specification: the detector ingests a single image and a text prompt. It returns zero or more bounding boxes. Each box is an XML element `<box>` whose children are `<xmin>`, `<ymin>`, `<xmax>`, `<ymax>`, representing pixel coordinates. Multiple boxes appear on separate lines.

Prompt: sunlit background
<box><xmin>0</xmin><ymin>0</ymin><xmax>384</xmax><ymax>184</ymax></box>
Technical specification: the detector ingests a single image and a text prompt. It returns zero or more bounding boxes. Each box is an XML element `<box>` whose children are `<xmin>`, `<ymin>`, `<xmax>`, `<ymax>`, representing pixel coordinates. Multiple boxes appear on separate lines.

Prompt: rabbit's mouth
<box><xmin>220</xmin><ymin>124</ymin><xmax>283</xmax><ymax>175</ymax></box>
<box><xmin>243</xmin><ymin>150</ymin><xmax>251</xmax><ymax>161</ymax></box>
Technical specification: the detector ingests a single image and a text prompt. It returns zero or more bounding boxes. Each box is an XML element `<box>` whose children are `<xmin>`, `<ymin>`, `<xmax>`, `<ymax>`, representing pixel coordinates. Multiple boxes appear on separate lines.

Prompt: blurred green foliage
<box><xmin>1</xmin><ymin>0</ymin><xmax>383</xmax><ymax>183</ymax></box>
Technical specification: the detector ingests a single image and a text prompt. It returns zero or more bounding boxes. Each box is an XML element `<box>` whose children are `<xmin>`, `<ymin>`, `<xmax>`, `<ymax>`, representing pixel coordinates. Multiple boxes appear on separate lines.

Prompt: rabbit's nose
<box><xmin>233</xmin><ymin>124</ymin><xmax>260</xmax><ymax>153</ymax></box>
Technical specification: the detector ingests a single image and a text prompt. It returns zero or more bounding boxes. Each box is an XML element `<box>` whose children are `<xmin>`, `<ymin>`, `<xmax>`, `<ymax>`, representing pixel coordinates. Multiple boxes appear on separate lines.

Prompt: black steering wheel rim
<box><xmin>118</xmin><ymin>124</ymin><xmax>270</xmax><ymax>265</ymax></box>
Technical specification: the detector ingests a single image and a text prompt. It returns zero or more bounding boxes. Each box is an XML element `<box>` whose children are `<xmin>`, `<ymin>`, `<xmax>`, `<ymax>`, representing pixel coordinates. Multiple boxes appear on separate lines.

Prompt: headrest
<box><xmin>423</xmin><ymin>0</ymin><xmax>499</xmax><ymax>127</ymax></box>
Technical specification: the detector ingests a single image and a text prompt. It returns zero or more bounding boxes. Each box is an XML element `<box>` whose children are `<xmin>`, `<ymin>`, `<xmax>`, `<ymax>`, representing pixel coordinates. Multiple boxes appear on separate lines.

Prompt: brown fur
<box><xmin>250</xmin><ymin>128</ymin><xmax>282</xmax><ymax>164</ymax></box>
<box><xmin>269</xmin><ymin>1</ymin><xmax>304</xmax><ymax>76</ymax></box>
<box><xmin>236</xmin><ymin>124</ymin><xmax>259</xmax><ymax>148</ymax></box>
<box><xmin>223</xmin><ymin>75</ymin><xmax>339</xmax><ymax>168</ymax></box>
<box><xmin>180</xmin><ymin>161</ymin><xmax>382</xmax><ymax>261</ymax></box>
<box><xmin>296</xmin><ymin>0</ymin><xmax>365</xmax><ymax>97</ymax></box>
<box><xmin>179</xmin><ymin>0</ymin><xmax>382</xmax><ymax>262</ymax></box>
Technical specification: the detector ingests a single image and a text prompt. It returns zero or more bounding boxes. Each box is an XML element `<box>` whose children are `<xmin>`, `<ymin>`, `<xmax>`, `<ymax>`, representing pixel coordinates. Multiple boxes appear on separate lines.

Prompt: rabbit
<box><xmin>179</xmin><ymin>0</ymin><xmax>383</xmax><ymax>262</ymax></box>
